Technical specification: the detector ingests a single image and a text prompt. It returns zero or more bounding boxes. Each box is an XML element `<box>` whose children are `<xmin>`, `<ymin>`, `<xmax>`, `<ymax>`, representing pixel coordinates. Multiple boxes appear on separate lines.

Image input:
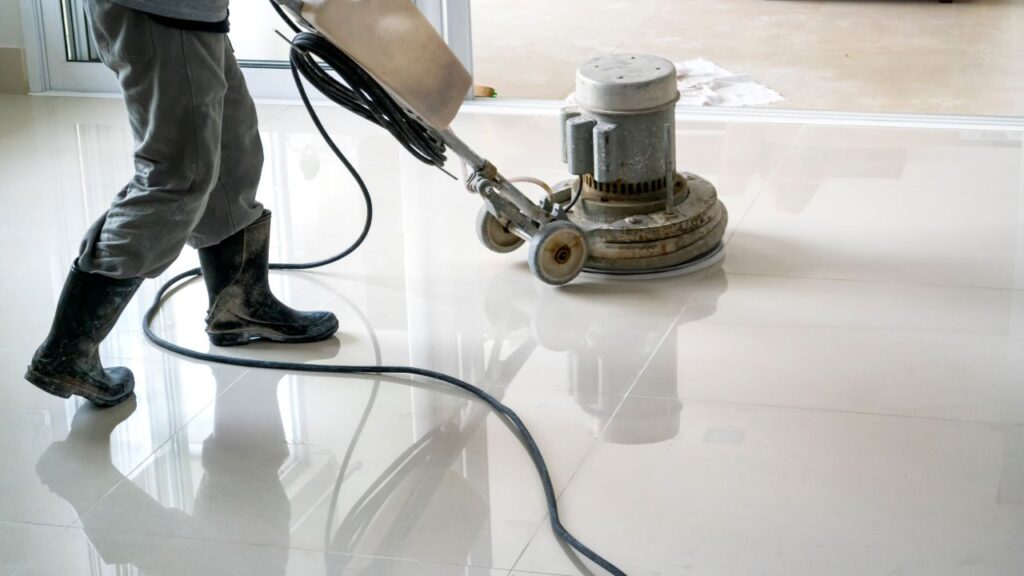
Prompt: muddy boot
<box><xmin>25</xmin><ymin>264</ymin><xmax>143</xmax><ymax>407</ymax></box>
<box><xmin>198</xmin><ymin>210</ymin><xmax>338</xmax><ymax>347</ymax></box>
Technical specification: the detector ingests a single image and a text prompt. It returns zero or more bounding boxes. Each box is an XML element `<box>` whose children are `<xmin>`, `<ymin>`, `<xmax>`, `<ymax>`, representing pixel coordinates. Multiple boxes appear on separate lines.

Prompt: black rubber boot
<box><xmin>198</xmin><ymin>210</ymin><xmax>339</xmax><ymax>347</ymax></box>
<box><xmin>25</xmin><ymin>264</ymin><xmax>143</xmax><ymax>407</ymax></box>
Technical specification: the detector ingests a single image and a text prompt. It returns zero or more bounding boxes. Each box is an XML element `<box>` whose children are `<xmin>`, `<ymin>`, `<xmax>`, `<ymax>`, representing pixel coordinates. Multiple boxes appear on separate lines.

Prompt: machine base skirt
<box><xmin>582</xmin><ymin>242</ymin><xmax>725</xmax><ymax>280</ymax></box>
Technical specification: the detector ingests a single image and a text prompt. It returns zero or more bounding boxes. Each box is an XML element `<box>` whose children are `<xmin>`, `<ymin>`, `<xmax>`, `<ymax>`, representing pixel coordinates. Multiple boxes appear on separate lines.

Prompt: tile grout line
<box><xmin>719</xmin><ymin>267</ymin><xmax>1024</xmax><ymax>295</ymax></box>
<box><xmin>505</xmin><ymin>435</ymin><xmax>601</xmax><ymax>574</ymax></box>
<box><xmin>65</xmin><ymin>364</ymin><xmax>253</xmax><ymax>530</ymax></box>
<box><xmin>507</xmin><ymin>570</ymin><xmax>576</xmax><ymax>576</ymax></box>
<box><xmin>37</xmin><ymin>90</ymin><xmax>1024</xmax><ymax>130</ymax></box>
<box><xmin>947</xmin><ymin>8</ymin><xmax>985</xmax><ymax>91</ymax></box>
<box><xmin>4</xmin><ymin>518</ymin><xmax>75</xmax><ymax>576</ymax></box>
<box><xmin>507</xmin><ymin>128</ymin><xmax>809</xmax><ymax>570</ymax></box>
<box><xmin>8</xmin><ymin>525</ymin><xmax>74</xmax><ymax>576</ymax></box>
<box><xmin>16</xmin><ymin>523</ymin><xmax>525</xmax><ymax>575</ymax></box>
<box><xmin>261</xmin><ymin>104</ymin><xmax>294</xmax><ymax>125</ymax></box>
<box><xmin>0</xmin><ymin>519</ymin><xmax>75</xmax><ymax>530</ymax></box>
<box><xmin>599</xmin><ymin>273</ymin><xmax>714</xmax><ymax>428</ymax></box>
<box><xmin>505</xmin><ymin>126</ymin><xmax>806</xmax><ymax>569</ymax></box>
<box><xmin>625</xmin><ymin>392</ymin><xmax>1024</xmax><ymax>431</ymax></box>
<box><xmin>722</xmin><ymin>124</ymin><xmax>806</xmax><ymax>246</ymax></box>
<box><xmin>956</xmin><ymin>4</ymin><xmax>989</xmax><ymax>85</ymax></box>
<box><xmin>507</xmin><ymin>268</ymin><xmax>716</xmax><ymax>574</ymax></box>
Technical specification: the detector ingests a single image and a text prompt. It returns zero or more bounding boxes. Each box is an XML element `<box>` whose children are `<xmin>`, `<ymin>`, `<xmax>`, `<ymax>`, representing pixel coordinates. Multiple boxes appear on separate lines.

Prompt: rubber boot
<box><xmin>198</xmin><ymin>210</ymin><xmax>339</xmax><ymax>346</ymax></box>
<box><xmin>25</xmin><ymin>264</ymin><xmax>143</xmax><ymax>407</ymax></box>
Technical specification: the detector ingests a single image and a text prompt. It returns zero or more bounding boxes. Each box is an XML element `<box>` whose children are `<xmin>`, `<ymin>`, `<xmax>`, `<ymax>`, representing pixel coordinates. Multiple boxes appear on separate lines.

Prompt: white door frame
<box><xmin>19</xmin><ymin>0</ymin><xmax>54</xmax><ymax>93</ymax></box>
<box><xmin>20</xmin><ymin>0</ymin><xmax>475</xmax><ymax>99</ymax></box>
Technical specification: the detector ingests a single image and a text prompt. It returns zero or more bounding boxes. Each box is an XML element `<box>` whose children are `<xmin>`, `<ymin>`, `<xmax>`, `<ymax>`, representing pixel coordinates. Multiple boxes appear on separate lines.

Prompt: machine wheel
<box><xmin>528</xmin><ymin>221</ymin><xmax>589</xmax><ymax>286</ymax></box>
<box><xmin>476</xmin><ymin>206</ymin><xmax>525</xmax><ymax>253</ymax></box>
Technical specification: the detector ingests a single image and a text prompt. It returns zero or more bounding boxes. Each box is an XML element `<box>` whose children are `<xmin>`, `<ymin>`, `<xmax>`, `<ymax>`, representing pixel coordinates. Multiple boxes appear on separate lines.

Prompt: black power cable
<box><xmin>141</xmin><ymin>3</ymin><xmax>627</xmax><ymax>575</ymax></box>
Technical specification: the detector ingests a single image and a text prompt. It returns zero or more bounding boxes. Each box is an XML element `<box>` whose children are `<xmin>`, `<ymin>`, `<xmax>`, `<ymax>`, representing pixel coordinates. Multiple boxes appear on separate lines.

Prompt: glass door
<box><xmin>34</xmin><ymin>0</ymin><xmax>474</xmax><ymax>99</ymax></box>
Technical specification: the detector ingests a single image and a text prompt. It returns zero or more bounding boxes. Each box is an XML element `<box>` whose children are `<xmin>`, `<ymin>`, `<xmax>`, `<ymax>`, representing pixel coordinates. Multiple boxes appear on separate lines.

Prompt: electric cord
<box><xmin>140</xmin><ymin>4</ymin><xmax>627</xmax><ymax>575</ymax></box>
<box><xmin>565</xmin><ymin>176</ymin><xmax>584</xmax><ymax>213</ymax></box>
<box><xmin>509</xmin><ymin>176</ymin><xmax>554</xmax><ymax>198</ymax></box>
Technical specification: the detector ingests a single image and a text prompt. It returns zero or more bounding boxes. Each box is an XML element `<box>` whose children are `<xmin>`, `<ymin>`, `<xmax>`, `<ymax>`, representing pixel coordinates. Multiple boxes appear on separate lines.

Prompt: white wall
<box><xmin>0</xmin><ymin>0</ymin><xmax>25</xmax><ymax>48</ymax></box>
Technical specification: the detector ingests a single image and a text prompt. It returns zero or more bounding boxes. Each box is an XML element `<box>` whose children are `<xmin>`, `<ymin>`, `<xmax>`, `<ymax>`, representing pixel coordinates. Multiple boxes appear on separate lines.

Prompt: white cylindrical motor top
<box><xmin>562</xmin><ymin>55</ymin><xmax>680</xmax><ymax>204</ymax></box>
<box><xmin>575</xmin><ymin>54</ymin><xmax>679</xmax><ymax>113</ymax></box>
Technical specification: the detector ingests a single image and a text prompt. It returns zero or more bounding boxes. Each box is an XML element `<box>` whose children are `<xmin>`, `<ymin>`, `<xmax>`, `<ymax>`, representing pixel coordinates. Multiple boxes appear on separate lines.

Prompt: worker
<box><xmin>25</xmin><ymin>0</ymin><xmax>338</xmax><ymax>407</ymax></box>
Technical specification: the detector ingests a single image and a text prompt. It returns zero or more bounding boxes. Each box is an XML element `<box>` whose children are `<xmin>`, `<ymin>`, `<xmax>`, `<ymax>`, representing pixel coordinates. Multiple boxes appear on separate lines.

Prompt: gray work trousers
<box><xmin>78</xmin><ymin>0</ymin><xmax>265</xmax><ymax>279</ymax></box>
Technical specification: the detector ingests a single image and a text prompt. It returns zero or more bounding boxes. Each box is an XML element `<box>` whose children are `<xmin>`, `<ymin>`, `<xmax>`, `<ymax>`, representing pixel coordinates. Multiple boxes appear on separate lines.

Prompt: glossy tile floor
<box><xmin>472</xmin><ymin>0</ymin><xmax>1024</xmax><ymax>116</ymax></box>
<box><xmin>2</xmin><ymin>92</ymin><xmax>1024</xmax><ymax>576</ymax></box>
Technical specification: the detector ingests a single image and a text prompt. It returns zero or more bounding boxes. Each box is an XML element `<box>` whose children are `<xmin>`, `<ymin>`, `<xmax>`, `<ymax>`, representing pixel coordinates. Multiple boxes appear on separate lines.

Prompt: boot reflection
<box><xmin>35</xmin><ymin>396</ymin><xmax>221</xmax><ymax>572</ymax></box>
<box><xmin>193</xmin><ymin>369</ymin><xmax>291</xmax><ymax>563</ymax></box>
<box><xmin>35</xmin><ymin>336</ymin><xmax>340</xmax><ymax>574</ymax></box>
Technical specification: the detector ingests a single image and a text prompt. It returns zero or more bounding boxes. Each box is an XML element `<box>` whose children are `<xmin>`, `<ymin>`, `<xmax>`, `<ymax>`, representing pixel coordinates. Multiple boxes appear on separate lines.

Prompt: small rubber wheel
<box><xmin>476</xmin><ymin>206</ymin><xmax>525</xmax><ymax>253</ymax></box>
<box><xmin>528</xmin><ymin>221</ymin><xmax>588</xmax><ymax>286</ymax></box>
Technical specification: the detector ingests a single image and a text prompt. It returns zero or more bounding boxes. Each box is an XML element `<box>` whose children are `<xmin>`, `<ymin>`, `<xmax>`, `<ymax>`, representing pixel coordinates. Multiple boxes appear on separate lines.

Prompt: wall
<box><xmin>0</xmin><ymin>0</ymin><xmax>25</xmax><ymax>47</ymax></box>
<box><xmin>0</xmin><ymin>0</ymin><xmax>28</xmax><ymax>93</ymax></box>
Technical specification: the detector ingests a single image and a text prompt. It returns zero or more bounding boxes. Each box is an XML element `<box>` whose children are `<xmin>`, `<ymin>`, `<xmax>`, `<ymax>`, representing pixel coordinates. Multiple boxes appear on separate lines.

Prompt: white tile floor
<box><xmin>2</xmin><ymin>93</ymin><xmax>1024</xmax><ymax>576</ymax></box>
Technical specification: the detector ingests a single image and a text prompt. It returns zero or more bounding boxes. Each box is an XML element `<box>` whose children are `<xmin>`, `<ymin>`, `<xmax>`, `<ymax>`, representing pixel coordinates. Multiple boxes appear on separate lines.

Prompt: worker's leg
<box><xmin>34</xmin><ymin>401</ymin><xmax>198</xmax><ymax>569</ymax></box>
<box><xmin>193</xmin><ymin>44</ymin><xmax>338</xmax><ymax>347</ymax></box>
<box><xmin>77</xmin><ymin>2</ymin><xmax>254</xmax><ymax>278</ymax></box>
<box><xmin>187</xmin><ymin>41</ymin><xmax>264</xmax><ymax>248</ymax></box>
<box><xmin>26</xmin><ymin>0</ymin><xmax>240</xmax><ymax>406</ymax></box>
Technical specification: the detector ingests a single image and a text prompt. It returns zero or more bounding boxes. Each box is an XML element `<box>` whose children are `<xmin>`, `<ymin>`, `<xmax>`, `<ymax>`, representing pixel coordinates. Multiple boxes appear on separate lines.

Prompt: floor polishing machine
<box><xmin>144</xmin><ymin>3</ymin><xmax>727</xmax><ymax>575</ymax></box>
<box><xmin>274</xmin><ymin>0</ymin><xmax>727</xmax><ymax>286</ymax></box>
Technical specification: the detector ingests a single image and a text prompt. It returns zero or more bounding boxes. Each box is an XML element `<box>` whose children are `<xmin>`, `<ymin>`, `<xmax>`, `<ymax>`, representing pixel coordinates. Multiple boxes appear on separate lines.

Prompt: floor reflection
<box><xmin>323</xmin><ymin>388</ymin><xmax>493</xmax><ymax>570</ymax></box>
<box><xmin>36</xmin><ymin>370</ymin><xmax>292</xmax><ymax>574</ymax></box>
<box><xmin>33</xmin><ymin>262</ymin><xmax>730</xmax><ymax>573</ymax></box>
<box><xmin>34</xmin><ymin>337</ymin><xmax>345</xmax><ymax>574</ymax></box>
<box><xmin>36</xmin><ymin>113</ymin><xmax>731</xmax><ymax>570</ymax></box>
<box><xmin>469</xmin><ymin>268</ymin><xmax>729</xmax><ymax>445</ymax></box>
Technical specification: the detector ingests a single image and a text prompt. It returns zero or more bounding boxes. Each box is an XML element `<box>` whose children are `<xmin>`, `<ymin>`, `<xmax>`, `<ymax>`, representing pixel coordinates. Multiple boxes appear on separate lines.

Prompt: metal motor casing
<box><xmin>563</xmin><ymin>54</ymin><xmax>679</xmax><ymax>216</ymax></box>
<box><xmin>559</xmin><ymin>54</ymin><xmax>727</xmax><ymax>273</ymax></box>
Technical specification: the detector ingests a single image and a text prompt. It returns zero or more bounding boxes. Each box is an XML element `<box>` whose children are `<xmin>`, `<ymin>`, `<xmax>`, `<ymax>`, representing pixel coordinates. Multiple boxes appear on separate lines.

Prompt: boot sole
<box><xmin>24</xmin><ymin>367</ymin><xmax>133</xmax><ymax>408</ymax></box>
<box><xmin>207</xmin><ymin>315</ymin><xmax>340</xmax><ymax>347</ymax></box>
<box><xmin>24</xmin><ymin>368</ymin><xmax>73</xmax><ymax>399</ymax></box>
